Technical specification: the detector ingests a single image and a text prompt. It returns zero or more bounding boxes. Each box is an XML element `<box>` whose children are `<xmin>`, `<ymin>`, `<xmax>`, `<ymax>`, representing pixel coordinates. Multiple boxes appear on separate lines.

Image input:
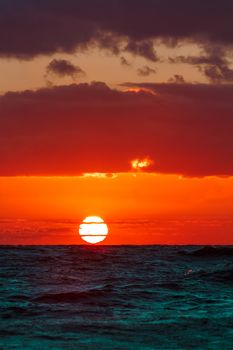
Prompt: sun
<box><xmin>79</xmin><ymin>216</ymin><xmax>108</xmax><ymax>244</ymax></box>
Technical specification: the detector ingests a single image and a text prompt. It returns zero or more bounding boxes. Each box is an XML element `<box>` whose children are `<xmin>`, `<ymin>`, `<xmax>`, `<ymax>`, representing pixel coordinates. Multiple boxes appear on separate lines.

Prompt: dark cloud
<box><xmin>122</xmin><ymin>82</ymin><xmax>233</xmax><ymax>104</ymax></box>
<box><xmin>169</xmin><ymin>55</ymin><xmax>221</xmax><ymax>66</ymax></box>
<box><xmin>0</xmin><ymin>1</ymin><xmax>232</xmax><ymax>58</ymax></box>
<box><xmin>168</xmin><ymin>74</ymin><xmax>185</xmax><ymax>83</ymax></box>
<box><xmin>125</xmin><ymin>40</ymin><xmax>159</xmax><ymax>61</ymax></box>
<box><xmin>46</xmin><ymin>59</ymin><xmax>86</xmax><ymax>80</ymax></box>
<box><xmin>120</xmin><ymin>56</ymin><xmax>131</xmax><ymax>66</ymax></box>
<box><xmin>170</xmin><ymin>47</ymin><xmax>233</xmax><ymax>83</ymax></box>
<box><xmin>137</xmin><ymin>66</ymin><xmax>156</xmax><ymax>77</ymax></box>
<box><xmin>1</xmin><ymin>82</ymin><xmax>233</xmax><ymax>177</ymax></box>
<box><xmin>203</xmin><ymin>64</ymin><xmax>233</xmax><ymax>83</ymax></box>
<box><xmin>95</xmin><ymin>31</ymin><xmax>121</xmax><ymax>55</ymax></box>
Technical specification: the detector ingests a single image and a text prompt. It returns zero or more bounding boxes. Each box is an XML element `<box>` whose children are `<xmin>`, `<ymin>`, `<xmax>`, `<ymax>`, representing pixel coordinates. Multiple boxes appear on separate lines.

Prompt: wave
<box><xmin>198</xmin><ymin>268</ymin><xmax>233</xmax><ymax>282</ymax></box>
<box><xmin>180</xmin><ymin>246</ymin><xmax>233</xmax><ymax>257</ymax></box>
<box><xmin>34</xmin><ymin>287</ymin><xmax>113</xmax><ymax>303</ymax></box>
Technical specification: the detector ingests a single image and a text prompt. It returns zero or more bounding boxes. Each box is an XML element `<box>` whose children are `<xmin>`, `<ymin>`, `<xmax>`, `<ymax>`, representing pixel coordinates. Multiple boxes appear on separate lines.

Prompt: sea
<box><xmin>0</xmin><ymin>245</ymin><xmax>233</xmax><ymax>349</ymax></box>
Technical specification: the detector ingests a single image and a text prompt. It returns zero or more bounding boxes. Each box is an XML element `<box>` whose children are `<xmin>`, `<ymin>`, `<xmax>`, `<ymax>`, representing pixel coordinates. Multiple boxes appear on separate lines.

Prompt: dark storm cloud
<box><xmin>46</xmin><ymin>59</ymin><xmax>86</xmax><ymax>79</ymax></box>
<box><xmin>137</xmin><ymin>66</ymin><xmax>156</xmax><ymax>77</ymax></box>
<box><xmin>0</xmin><ymin>0</ymin><xmax>233</xmax><ymax>58</ymax></box>
<box><xmin>1</xmin><ymin>82</ymin><xmax>233</xmax><ymax>177</ymax></box>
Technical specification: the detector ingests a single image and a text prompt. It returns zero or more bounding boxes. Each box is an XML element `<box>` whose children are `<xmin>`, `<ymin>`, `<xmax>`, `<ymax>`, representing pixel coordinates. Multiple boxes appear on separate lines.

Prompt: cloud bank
<box><xmin>0</xmin><ymin>1</ymin><xmax>232</xmax><ymax>58</ymax></box>
<box><xmin>1</xmin><ymin>82</ymin><xmax>233</xmax><ymax>176</ymax></box>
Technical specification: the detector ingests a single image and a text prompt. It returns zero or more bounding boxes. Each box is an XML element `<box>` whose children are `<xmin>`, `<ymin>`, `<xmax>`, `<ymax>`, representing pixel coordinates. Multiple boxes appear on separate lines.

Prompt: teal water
<box><xmin>0</xmin><ymin>246</ymin><xmax>233</xmax><ymax>349</ymax></box>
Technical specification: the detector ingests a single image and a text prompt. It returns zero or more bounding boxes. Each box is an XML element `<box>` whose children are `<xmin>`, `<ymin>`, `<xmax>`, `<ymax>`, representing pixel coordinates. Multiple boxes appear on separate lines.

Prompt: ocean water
<box><xmin>0</xmin><ymin>246</ymin><xmax>233</xmax><ymax>350</ymax></box>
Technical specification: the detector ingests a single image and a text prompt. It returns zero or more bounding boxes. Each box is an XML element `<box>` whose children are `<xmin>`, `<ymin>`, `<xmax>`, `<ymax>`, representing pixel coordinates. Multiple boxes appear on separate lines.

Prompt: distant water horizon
<box><xmin>1</xmin><ymin>245</ymin><xmax>233</xmax><ymax>349</ymax></box>
<box><xmin>1</xmin><ymin>217</ymin><xmax>233</xmax><ymax>245</ymax></box>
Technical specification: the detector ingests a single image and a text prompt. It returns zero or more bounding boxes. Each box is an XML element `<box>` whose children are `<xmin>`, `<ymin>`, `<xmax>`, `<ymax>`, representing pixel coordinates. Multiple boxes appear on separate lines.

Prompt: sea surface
<box><xmin>0</xmin><ymin>246</ymin><xmax>233</xmax><ymax>349</ymax></box>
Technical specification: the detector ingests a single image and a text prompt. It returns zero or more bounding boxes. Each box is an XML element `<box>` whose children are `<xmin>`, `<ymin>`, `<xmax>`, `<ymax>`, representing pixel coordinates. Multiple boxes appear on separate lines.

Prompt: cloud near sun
<box><xmin>1</xmin><ymin>82</ymin><xmax>233</xmax><ymax>177</ymax></box>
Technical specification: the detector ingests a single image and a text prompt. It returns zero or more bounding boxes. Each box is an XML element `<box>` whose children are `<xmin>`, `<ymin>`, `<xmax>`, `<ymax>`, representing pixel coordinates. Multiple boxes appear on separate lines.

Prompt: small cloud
<box><xmin>46</xmin><ymin>59</ymin><xmax>86</xmax><ymax>80</ymax></box>
<box><xmin>168</xmin><ymin>74</ymin><xmax>185</xmax><ymax>83</ymax></box>
<box><xmin>131</xmin><ymin>157</ymin><xmax>154</xmax><ymax>171</ymax></box>
<box><xmin>120</xmin><ymin>56</ymin><xmax>131</xmax><ymax>66</ymax></box>
<box><xmin>137</xmin><ymin>65</ymin><xmax>156</xmax><ymax>77</ymax></box>
<box><xmin>125</xmin><ymin>39</ymin><xmax>158</xmax><ymax>62</ymax></box>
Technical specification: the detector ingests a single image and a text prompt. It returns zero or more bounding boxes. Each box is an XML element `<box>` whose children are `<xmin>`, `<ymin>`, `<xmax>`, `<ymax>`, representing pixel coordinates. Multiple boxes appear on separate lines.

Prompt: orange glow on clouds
<box><xmin>124</xmin><ymin>87</ymin><xmax>157</xmax><ymax>95</ymax></box>
<box><xmin>131</xmin><ymin>157</ymin><xmax>154</xmax><ymax>171</ymax></box>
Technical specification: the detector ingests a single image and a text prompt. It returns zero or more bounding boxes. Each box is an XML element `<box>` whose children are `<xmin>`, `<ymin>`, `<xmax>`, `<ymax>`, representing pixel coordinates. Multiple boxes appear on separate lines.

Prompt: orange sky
<box><xmin>1</xmin><ymin>2</ymin><xmax>233</xmax><ymax>245</ymax></box>
<box><xmin>1</xmin><ymin>174</ymin><xmax>233</xmax><ymax>245</ymax></box>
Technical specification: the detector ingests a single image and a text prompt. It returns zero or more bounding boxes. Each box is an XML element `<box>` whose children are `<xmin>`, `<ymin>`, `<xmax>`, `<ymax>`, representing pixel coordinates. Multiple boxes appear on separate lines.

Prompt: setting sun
<box><xmin>78</xmin><ymin>216</ymin><xmax>108</xmax><ymax>244</ymax></box>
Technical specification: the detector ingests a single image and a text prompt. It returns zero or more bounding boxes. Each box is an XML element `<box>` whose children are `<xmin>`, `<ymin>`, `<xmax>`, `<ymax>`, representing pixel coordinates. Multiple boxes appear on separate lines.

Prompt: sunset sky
<box><xmin>0</xmin><ymin>0</ymin><xmax>233</xmax><ymax>244</ymax></box>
